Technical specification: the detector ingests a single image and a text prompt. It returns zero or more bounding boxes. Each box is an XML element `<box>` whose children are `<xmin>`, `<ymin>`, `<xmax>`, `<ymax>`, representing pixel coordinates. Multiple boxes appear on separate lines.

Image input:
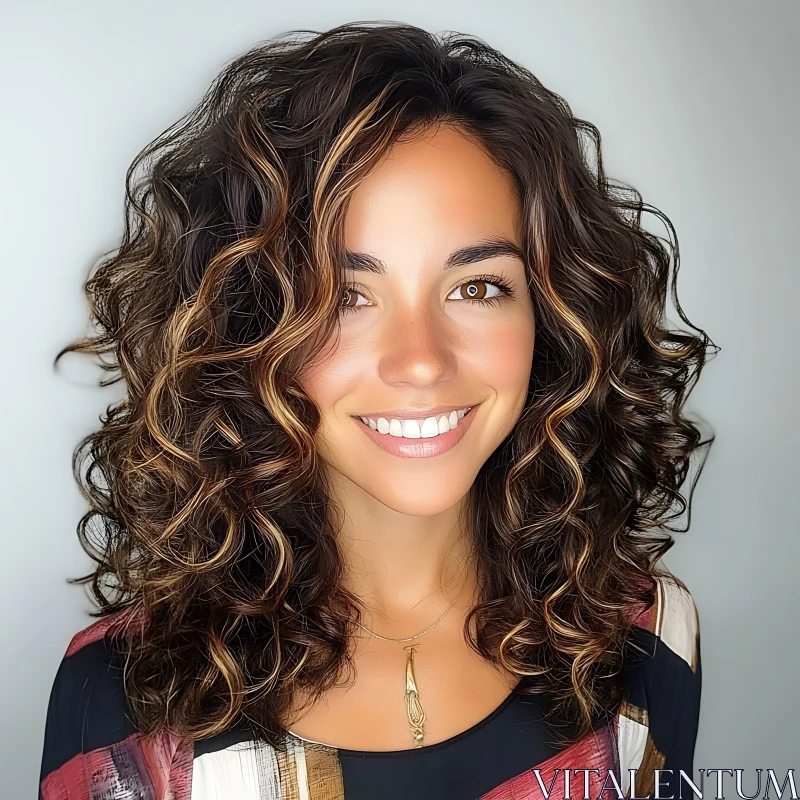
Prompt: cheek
<box><xmin>462</xmin><ymin>313</ymin><xmax>535</xmax><ymax>393</ymax></box>
<box><xmin>299</xmin><ymin>334</ymin><xmax>369</xmax><ymax>410</ymax></box>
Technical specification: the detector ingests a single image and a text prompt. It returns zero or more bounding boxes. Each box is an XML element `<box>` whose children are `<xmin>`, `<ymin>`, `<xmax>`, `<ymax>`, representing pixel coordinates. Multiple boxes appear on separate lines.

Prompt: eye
<box><xmin>446</xmin><ymin>275</ymin><xmax>515</xmax><ymax>306</ymax></box>
<box><xmin>340</xmin><ymin>285</ymin><xmax>369</xmax><ymax>316</ymax></box>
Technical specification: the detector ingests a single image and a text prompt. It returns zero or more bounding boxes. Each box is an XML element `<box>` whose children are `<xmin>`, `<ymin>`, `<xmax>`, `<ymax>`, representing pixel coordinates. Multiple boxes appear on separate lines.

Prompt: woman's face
<box><xmin>300</xmin><ymin>124</ymin><xmax>535</xmax><ymax>516</ymax></box>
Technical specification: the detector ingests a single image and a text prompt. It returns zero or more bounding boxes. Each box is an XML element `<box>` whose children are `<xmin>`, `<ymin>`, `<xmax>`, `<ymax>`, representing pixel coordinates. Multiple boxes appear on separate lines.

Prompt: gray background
<box><xmin>2</xmin><ymin>1</ymin><xmax>797</xmax><ymax>796</ymax></box>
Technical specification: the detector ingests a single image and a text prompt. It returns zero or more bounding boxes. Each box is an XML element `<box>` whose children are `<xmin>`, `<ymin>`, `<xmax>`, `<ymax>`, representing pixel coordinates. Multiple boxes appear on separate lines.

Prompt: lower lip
<box><xmin>352</xmin><ymin>406</ymin><xmax>479</xmax><ymax>459</ymax></box>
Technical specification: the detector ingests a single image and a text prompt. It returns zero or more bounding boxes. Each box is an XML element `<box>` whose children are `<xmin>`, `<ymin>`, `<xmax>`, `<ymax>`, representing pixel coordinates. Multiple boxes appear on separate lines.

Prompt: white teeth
<box><xmin>357</xmin><ymin>407</ymin><xmax>473</xmax><ymax>439</ymax></box>
<box><xmin>402</xmin><ymin>419</ymin><xmax>421</xmax><ymax>438</ymax></box>
<box><xmin>420</xmin><ymin>417</ymin><xmax>439</xmax><ymax>438</ymax></box>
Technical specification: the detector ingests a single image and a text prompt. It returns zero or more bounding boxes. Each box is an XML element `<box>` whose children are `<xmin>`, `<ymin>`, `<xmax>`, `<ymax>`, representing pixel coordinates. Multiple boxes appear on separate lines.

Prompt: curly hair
<box><xmin>55</xmin><ymin>21</ymin><xmax>716</xmax><ymax>751</ymax></box>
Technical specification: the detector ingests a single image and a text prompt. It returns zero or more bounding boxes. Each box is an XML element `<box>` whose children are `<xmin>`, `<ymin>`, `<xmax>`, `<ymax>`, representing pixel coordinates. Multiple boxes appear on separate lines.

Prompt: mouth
<box><xmin>352</xmin><ymin>405</ymin><xmax>475</xmax><ymax>437</ymax></box>
<box><xmin>350</xmin><ymin>404</ymin><xmax>480</xmax><ymax>459</ymax></box>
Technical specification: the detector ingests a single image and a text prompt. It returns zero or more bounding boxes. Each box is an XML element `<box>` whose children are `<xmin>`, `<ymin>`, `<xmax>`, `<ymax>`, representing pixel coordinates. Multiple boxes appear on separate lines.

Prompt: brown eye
<box><xmin>340</xmin><ymin>286</ymin><xmax>367</xmax><ymax>316</ymax></box>
<box><xmin>446</xmin><ymin>276</ymin><xmax>514</xmax><ymax>306</ymax></box>
<box><xmin>458</xmin><ymin>281</ymin><xmax>488</xmax><ymax>300</ymax></box>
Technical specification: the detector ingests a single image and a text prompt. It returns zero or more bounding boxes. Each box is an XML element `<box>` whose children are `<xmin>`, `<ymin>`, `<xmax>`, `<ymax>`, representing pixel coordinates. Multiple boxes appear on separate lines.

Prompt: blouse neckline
<box><xmin>284</xmin><ymin>681</ymin><xmax>523</xmax><ymax>756</ymax></box>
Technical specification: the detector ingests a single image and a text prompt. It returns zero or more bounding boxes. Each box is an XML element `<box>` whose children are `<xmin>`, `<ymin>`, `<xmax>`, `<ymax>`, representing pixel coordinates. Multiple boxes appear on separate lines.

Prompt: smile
<box><xmin>351</xmin><ymin>405</ymin><xmax>479</xmax><ymax>458</ymax></box>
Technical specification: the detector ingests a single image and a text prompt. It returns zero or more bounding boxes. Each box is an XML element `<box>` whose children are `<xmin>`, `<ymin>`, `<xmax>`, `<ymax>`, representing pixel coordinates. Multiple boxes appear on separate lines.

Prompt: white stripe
<box><xmin>191</xmin><ymin>743</ymin><xmax>263</xmax><ymax>800</ymax></box>
<box><xmin>657</xmin><ymin>577</ymin><xmax>699</xmax><ymax>668</ymax></box>
<box><xmin>616</xmin><ymin>713</ymin><xmax>648</xmax><ymax>794</ymax></box>
<box><xmin>654</xmin><ymin>576</ymin><xmax>664</xmax><ymax>634</ymax></box>
<box><xmin>291</xmin><ymin>735</ymin><xmax>311</xmax><ymax>800</ymax></box>
<box><xmin>255</xmin><ymin>744</ymin><xmax>282</xmax><ymax>799</ymax></box>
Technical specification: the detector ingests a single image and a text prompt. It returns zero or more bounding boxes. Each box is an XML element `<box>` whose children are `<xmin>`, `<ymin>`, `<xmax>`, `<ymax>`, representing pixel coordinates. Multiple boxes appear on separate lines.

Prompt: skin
<box><xmin>290</xmin><ymin>123</ymin><xmax>536</xmax><ymax>750</ymax></box>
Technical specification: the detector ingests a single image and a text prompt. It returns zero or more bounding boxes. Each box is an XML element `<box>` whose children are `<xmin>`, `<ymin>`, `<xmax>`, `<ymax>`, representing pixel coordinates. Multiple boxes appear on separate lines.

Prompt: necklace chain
<box><xmin>353</xmin><ymin>598</ymin><xmax>455</xmax><ymax>643</ymax></box>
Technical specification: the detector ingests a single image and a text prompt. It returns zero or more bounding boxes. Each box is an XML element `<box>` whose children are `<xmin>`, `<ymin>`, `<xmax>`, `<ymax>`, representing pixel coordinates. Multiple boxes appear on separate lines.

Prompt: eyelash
<box><xmin>339</xmin><ymin>274</ymin><xmax>517</xmax><ymax>317</ymax></box>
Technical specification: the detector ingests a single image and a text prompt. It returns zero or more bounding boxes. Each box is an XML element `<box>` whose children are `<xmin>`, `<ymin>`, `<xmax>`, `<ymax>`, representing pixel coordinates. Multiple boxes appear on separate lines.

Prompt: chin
<box><xmin>359</xmin><ymin>475</ymin><xmax>473</xmax><ymax>517</ymax></box>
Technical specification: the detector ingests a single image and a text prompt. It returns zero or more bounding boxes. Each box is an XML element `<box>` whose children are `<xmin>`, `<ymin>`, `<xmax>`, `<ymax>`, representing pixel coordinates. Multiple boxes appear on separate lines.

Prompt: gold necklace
<box><xmin>353</xmin><ymin>599</ymin><xmax>455</xmax><ymax>748</ymax></box>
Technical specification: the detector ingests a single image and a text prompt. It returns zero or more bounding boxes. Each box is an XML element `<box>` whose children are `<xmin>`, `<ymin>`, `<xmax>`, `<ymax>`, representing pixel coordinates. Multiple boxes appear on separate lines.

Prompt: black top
<box><xmin>39</xmin><ymin>575</ymin><xmax>701</xmax><ymax>800</ymax></box>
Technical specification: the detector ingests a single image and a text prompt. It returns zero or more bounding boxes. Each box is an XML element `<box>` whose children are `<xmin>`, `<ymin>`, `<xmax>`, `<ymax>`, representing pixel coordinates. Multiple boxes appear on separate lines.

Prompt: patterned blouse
<box><xmin>39</xmin><ymin>574</ymin><xmax>701</xmax><ymax>800</ymax></box>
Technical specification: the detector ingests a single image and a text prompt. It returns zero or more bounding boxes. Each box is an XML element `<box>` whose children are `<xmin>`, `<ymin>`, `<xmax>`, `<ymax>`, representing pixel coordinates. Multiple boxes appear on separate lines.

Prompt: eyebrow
<box><xmin>342</xmin><ymin>237</ymin><xmax>524</xmax><ymax>274</ymax></box>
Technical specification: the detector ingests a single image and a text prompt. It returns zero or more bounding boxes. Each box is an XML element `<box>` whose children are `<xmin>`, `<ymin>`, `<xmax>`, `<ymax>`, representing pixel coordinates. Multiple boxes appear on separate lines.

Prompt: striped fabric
<box><xmin>39</xmin><ymin>574</ymin><xmax>701</xmax><ymax>800</ymax></box>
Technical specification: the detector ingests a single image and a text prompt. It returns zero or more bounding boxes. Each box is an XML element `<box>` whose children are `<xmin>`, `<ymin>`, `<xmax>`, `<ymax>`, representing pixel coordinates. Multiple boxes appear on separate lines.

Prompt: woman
<box><xmin>40</xmin><ymin>22</ymin><xmax>711</xmax><ymax>800</ymax></box>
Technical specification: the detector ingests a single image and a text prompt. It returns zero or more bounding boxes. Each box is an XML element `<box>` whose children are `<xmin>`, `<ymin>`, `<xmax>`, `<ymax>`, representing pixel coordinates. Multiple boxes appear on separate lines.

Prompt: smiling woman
<box><xmin>302</xmin><ymin>125</ymin><xmax>534</xmax><ymax>483</ymax></box>
<box><xmin>41</xmin><ymin>21</ymin><xmax>712</xmax><ymax>800</ymax></box>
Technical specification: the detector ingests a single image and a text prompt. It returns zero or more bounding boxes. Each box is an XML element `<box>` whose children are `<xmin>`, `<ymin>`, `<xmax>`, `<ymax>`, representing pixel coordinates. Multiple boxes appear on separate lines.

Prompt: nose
<box><xmin>378</xmin><ymin>303</ymin><xmax>457</xmax><ymax>389</ymax></box>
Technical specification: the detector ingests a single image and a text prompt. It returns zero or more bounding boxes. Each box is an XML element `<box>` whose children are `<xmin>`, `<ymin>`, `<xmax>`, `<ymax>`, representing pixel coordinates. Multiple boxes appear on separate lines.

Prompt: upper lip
<box><xmin>352</xmin><ymin>403</ymin><xmax>476</xmax><ymax>421</ymax></box>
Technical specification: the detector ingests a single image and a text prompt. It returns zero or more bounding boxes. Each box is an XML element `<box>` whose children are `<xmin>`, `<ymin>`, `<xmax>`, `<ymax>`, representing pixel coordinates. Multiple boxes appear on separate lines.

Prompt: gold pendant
<box><xmin>404</xmin><ymin>645</ymin><xmax>425</xmax><ymax>747</ymax></box>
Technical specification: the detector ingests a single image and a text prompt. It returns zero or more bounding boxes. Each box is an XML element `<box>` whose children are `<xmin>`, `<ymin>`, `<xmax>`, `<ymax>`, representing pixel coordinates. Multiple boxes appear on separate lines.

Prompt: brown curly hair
<box><xmin>55</xmin><ymin>21</ymin><xmax>716</xmax><ymax>751</ymax></box>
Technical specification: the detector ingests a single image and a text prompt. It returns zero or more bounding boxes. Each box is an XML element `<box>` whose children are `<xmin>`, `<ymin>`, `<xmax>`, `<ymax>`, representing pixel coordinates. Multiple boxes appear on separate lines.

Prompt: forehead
<box><xmin>342</xmin><ymin>125</ymin><xmax>521</xmax><ymax>260</ymax></box>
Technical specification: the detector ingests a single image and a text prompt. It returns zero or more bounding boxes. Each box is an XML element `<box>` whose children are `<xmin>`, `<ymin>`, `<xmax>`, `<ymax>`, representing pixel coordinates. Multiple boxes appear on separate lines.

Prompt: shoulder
<box><xmin>617</xmin><ymin>573</ymin><xmax>702</xmax><ymax>781</ymax></box>
<box><xmin>40</xmin><ymin>613</ymin><xmax>191</xmax><ymax>800</ymax></box>
<box><xmin>43</xmin><ymin>614</ymin><xmax>135</xmax><ymax>749</ymax></box>
<box><xmin>632</xmin><ymin>573</ymin><xmax>701</xmax><ymax>672</ymax></box>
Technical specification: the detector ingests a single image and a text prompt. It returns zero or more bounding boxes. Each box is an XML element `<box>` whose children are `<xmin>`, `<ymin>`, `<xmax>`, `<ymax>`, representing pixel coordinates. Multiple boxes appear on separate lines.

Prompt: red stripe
<box><xmin>479</xmin><ymin>725</ymin><xmax>617</xmax><ymax>800</ymax></box>
<box><xmin>64</xmin><ymin>610</ymin><xmax>146</xmax><ymax>658</ymax></box>
<box><xmin>40</xmin><ymin>729</ymin><xmax>192</xmax><ymax>800</ymax></box>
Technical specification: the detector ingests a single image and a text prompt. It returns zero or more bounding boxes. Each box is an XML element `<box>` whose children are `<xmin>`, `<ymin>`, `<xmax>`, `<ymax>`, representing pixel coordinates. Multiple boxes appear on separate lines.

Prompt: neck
<box><xmin>326</xmin><ymin>469</ymin><xmax>479</xmax><ymax>630</ymax></box>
